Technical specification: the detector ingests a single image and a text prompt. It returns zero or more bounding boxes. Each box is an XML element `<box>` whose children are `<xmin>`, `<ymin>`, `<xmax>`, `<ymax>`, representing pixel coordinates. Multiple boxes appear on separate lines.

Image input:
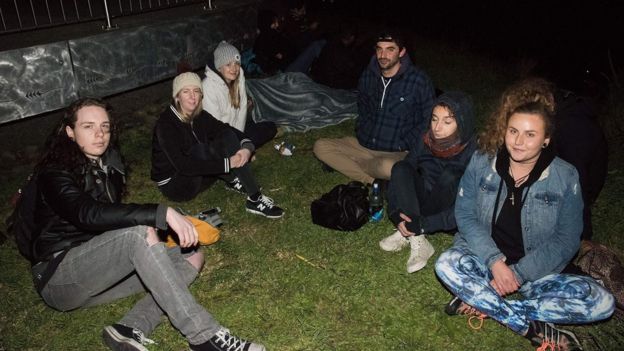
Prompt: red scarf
<box><xmin>422</xmin><ymin>130</ymin><xmax>467</xmax><ymax>158</ymax></box>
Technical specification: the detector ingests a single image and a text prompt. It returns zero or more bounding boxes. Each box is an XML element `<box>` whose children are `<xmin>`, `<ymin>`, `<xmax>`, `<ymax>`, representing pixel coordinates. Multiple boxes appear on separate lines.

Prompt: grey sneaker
<box><xmin>102</xmin><ymin>324</ymin><xmax>156</xmax><ymax>351</ymax></box>
<box><xmin>406</xmin><ymin>235</ymin><xmax>435</xmax><ymax>273</ymax></box>
<box><xmin>379</xmin><ymin>230</ymin><xmax>409</xmax><ymax>252</ymax></box>
<box><xmin>190</xmin><ymin>327</ymin><xmax>266</xmax><ymax>351</ymax></box>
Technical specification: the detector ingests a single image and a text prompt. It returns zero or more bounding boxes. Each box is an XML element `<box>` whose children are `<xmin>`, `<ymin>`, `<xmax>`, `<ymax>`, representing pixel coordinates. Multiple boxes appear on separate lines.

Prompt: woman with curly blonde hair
<box><xmin>434</xmin><ymin>80</ymin><xmax>613</xmax><ymax>350</ymax></box>
<box><xmin>480</xmin><ymin>77</ymin><xmax>607</xmax><ymax>240</ymax></box>
<box><xmin>478</xmin><ymin>78</ymin><xmax>556</xmax><ymax>155</ymax></box>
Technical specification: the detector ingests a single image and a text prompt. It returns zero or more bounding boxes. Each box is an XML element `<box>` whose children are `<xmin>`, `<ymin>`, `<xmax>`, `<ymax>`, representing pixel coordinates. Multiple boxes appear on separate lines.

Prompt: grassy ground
<box><xmin>1</xmin><ymin>37</ymin><xmax>623</xmax><ymax>350</ymax></box>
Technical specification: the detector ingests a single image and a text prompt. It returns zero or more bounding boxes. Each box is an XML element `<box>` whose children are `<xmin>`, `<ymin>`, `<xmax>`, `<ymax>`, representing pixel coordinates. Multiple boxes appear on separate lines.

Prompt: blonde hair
<box><xmin>478</xmin><ymin>77</ymin><xmax>556</xmax><ymax>155</ymax></box>
<box><xmin>226</xmin><ymin>75</ymin><xmax>241</xmax><ymax>109</ymax></box>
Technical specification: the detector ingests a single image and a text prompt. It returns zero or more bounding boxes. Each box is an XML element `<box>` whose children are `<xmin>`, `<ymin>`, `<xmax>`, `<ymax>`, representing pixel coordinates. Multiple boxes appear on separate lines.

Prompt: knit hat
<box><xmin>213</xmin><ymin>41</ymin><xmax>241</xmax><ymax>70</ymax></box>
<box><xmin>172</xmin><ymin>72</ymin><xmax>202</xmax><ymax>98</ymax></box>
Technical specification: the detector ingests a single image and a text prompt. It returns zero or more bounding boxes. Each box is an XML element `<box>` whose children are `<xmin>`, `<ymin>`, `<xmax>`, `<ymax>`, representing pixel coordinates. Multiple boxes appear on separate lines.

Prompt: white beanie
<box><xmin>172</xmin><ymin>72</ymin><xmax>202</xmax><ymax>98</ymax></box>
<box><xmin>213</xmin><ymin>41</ymin><xmax>241</xmax><ymax>70</ymax></box>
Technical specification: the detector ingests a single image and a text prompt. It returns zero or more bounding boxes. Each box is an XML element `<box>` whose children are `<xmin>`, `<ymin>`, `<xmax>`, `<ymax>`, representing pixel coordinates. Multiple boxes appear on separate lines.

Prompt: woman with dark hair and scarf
<box><xmin>434</xmin><ymin>90</ymin><xmax>614</xmax><ymax>350</ymax></box>
<box><xmin>380</xmin><ymin>92</ymin><xmax>476</xmax><ymax>273</ymax></box>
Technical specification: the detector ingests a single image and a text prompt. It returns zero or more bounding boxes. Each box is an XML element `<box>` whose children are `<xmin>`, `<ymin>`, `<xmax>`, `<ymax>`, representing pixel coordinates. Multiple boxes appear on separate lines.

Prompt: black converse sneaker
<box><xmin>246</xmin><ymin>194</ymin><xmax>284</xmax><ymax>218</ymax></box>
<box><xmin>225</xmin><ymin>177</ymin><xmax>247</xmax><ymax>195</ymax></box>
<box><xmin>190</xmin><ymin>327</ymin><xmax>266</xmax><ymax>351</ymax></box>
<box><xmin>102</xmin><ymin>324</ymin><xmax>156</xmax><ymax>351</ymax></box>
<box><xmin>526</xmin><ymin>321</ymin><xmax>583</xmax><ymax>351</ymax></box>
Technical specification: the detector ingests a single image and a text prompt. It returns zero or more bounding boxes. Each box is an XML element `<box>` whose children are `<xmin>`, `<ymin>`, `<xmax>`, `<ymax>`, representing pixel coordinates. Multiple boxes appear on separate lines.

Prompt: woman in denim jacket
<box><xmin>434</xmin><ymin>87</ymin><xmax>614</xmax><ymax>350</ymax></box>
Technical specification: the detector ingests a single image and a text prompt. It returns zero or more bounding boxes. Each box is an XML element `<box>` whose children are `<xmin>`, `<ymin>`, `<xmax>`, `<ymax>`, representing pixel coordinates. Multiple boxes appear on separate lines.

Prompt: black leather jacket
<box><xmin>32</xmin><ymin>149</ymin><xmax>167</xmax><ymax>262</ymax></box>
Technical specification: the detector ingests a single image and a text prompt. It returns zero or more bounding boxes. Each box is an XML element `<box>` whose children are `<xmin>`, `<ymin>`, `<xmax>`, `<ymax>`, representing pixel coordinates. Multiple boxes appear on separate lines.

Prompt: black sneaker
<box><xmin>102</xmin><ymin>324</ymin><xmax>156</xmax><ymax>351</ymax></box>
<box><xmin>444</xmin><ymin>296</ymin><xmax>488</xmax><ymax>330</ymax></box>
<box><xmin>225</xmin><ymin>177</ymin><xmax>247</xmax><ymax>195</ymax></box>
<box><xmin>445</xmin><ymin>296</ymin><xmax>473</xmax><ymax>316</ymax></box>
<box><xmin>246</xmin><ymin>194</ymin><xmax>284</xmax><ymax>219</ymax></box>
<box><xmin>526</xmin><ymin>321</ymin><xmax>583</xmax><ymax>350</ymax></box>
<box><xmin>190</xmin><ymin>327</ymin><xmax>266</xmax><ymax>351</ymax></box>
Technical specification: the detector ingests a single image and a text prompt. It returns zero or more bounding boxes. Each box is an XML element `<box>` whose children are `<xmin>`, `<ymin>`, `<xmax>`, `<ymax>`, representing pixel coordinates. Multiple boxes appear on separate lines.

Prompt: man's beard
<box><xmin>378</xmin><ymin>58</ymin><xmax>398</xmax><ymax>71</ymax></box>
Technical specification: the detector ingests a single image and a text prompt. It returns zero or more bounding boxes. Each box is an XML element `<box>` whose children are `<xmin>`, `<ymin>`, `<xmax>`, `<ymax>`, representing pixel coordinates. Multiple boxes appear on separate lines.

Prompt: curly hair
<box><xmin>35</xmin><ymin>97</ymin><xmax>119</xmax><ymax>174</ymax></box>
<box><xmin>478</xmin><ymin>77</ymin><xmax>556</xmax><ymax>155</ymax></box>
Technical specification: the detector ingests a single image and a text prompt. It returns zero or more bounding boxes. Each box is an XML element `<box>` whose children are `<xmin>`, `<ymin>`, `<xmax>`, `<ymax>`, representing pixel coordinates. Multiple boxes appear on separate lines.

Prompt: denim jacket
<box><xmin>452</xmin><ymin>151</ymin><xmax>583</xmax><ymax>285</ymax></box>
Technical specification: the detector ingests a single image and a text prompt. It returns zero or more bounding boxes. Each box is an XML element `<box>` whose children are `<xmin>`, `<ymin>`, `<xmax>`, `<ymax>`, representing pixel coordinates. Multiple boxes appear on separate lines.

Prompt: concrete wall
<box><xmin>0</xmin><ymin>0</ymin><xmax>258</xmax><ymax>124</ymax></box>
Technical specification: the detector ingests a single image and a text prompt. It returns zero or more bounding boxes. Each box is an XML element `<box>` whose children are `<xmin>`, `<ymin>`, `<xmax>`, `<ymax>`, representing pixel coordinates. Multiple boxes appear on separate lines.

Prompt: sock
<box><xmin>249</xmin><ymin>192</ymin><xmax>261</xmax><ymax>201</ymax></box>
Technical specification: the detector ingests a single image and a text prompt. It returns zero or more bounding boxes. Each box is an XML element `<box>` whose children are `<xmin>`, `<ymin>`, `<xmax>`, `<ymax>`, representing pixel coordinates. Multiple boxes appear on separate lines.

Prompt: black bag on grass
<box><xmin>310</xmin><ymin>181</ymin><xmax>369</xmax><ymax>231</ymax></box>
<box><xmin>6</xmin><ymin>174</ymin><xmax>38</xmax><ymax>263</ymax></box>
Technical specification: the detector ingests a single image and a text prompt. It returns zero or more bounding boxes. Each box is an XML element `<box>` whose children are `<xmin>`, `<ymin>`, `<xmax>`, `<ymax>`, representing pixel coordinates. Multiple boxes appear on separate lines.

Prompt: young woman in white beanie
<box><xmin>202</xmin><ymin>41</ymin><xmax>277</xmax><ymax>148</ymax></box>
<box><xmin>151</xmin><ymin>72</ymin><xmax>284</xmax><ymax>219</ymax></box>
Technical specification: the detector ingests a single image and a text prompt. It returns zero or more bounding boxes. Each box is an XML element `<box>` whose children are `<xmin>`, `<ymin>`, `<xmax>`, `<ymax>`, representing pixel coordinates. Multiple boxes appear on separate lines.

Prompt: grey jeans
<box><xmin>38</xmin><ymin>225</ymin><xmax>220</xmax><ymax>344</ymax></box>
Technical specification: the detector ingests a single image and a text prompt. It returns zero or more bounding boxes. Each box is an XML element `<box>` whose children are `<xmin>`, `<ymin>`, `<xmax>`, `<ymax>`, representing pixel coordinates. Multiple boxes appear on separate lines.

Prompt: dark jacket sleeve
<box><xmin>39</xmin><ymin>169</ymin><xmax>160</xmax><ymax>232</ymax></box>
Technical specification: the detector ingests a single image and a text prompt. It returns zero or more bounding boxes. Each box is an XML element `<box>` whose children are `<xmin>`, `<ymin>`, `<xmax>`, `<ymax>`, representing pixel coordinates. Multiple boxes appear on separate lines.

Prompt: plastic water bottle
<box><xmin>369</xmin><ymin>182</ymin><xmax>384</xmax><ymax>222</ymax></box>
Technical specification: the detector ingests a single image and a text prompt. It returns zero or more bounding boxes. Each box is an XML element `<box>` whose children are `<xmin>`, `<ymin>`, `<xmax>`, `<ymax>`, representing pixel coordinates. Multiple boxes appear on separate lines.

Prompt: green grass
<box><xmin>1</xmin><ymin>37</ymin><xmax>623</xmax><ymax>350</ymax></box>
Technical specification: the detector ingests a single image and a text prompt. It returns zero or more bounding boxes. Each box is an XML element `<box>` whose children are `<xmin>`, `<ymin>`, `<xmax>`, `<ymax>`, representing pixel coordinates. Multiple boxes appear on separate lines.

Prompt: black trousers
<box><xmin>159</xmin><ymin>129</ymin><xmax>260</xmax><ymax>202</ymax></box>
<box><xmin>245</xmin><ymin>118</ymin><xmax>277</xmax><ymax>149</ymax></box>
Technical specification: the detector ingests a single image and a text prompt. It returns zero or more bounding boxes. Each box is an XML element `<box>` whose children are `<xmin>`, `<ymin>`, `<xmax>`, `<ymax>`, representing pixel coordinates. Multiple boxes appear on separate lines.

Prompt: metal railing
<box><xmin>0</xmin><ymin>0</ymin><xmax>212</xmax><ymax>34</ymax></box>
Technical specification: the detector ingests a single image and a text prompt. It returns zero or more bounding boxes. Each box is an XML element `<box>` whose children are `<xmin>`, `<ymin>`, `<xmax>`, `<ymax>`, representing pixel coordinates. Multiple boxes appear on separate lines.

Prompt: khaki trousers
<box><xmin>313</xmin><ymin>136</ymin><xmax>407</xmax><ymax>184</ymax></box>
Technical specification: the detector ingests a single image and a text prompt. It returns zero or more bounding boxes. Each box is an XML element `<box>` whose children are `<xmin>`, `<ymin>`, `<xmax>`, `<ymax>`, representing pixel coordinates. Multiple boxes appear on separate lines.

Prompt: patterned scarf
<box><xmin>422</xmin><ymin>130</ymin><xmax>466</xmax><ymax>158</ymax></box>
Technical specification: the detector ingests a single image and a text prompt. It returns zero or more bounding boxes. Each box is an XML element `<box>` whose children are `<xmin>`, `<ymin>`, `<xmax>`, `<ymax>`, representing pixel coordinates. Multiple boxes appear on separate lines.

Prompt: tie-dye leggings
<box><xmin>435</xmin><ymin>246</ymin><xmax>615</xmax><ymax>335</ymax></box>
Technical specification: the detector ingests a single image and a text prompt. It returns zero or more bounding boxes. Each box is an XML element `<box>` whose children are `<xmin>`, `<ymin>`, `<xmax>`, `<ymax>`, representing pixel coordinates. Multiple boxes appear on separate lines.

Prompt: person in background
<box><xmin>434</xmin><ymin>88</ymin><xmax>614</xmax><ymax>349</ymax></box>
<box><xmin>202</xmin><ymin>41</ymin><xmax>277</xmax><ymax>149</ymax></box>
<box><xmin>253</xmin><ymin>9</ymin><xmax>296</xmax><ymax>75</ymax></box>
<box><xmin>310</xmin><ymin>22</ymin><xmax>362</xmax><ymax>89</ymax></box>
<box><xmin>380</xmin><ymin>92</ymin><xmax>476</xmax><ymax>273</ymax></box>
<box><xmin>151</xmin><ymin>72</ymin><xmax>284</xmax><ymax>219</ymax></box>
<box><xmin>313</xmin><ymin>28</ymin><xmax>436</xmax><ymax>187</ymax></box>
<box><xmin>30</xmin><ymin>97</ymin><xmax>266</xmax><ymax>351</ymax></box>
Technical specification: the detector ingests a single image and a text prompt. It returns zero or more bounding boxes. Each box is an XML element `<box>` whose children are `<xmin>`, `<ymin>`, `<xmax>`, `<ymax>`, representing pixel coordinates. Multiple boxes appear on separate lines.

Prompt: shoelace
<box><xmin>456</xmin><ymin>302</ymin><xmax>487</xmax><ymax>330</ymax></box>
<box><xmin>536</xmin><ymin>323</ymin><xmax>565</xmax><ymax>351</ymax></box>
<box><xmin>214</xmin><ymin>328</ymin><xmax>249</xmax><ymax>351</ymax></box>
<box><xmin>132</xmin><ymin>329</ymin><xmax>156</xmax><ymax>346</ymax></box>
<box><xmin>258</xmin><ymin>195</ymin><xmax>275</xmax><ymax>207</ymax></box>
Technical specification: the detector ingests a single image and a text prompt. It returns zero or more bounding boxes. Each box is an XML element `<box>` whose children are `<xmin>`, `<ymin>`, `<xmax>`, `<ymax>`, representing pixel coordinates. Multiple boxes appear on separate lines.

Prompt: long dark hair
<box><xmin>35</xmin><ymin>97</ymin><xmax>119</xmax><ymax>174</ymax></box>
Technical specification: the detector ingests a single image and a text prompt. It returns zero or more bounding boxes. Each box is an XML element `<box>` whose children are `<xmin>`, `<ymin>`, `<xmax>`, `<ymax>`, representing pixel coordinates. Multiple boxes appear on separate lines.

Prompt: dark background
<box><xmin>307</xmin><ymin>0</ymin><xmax>623</xmax><ymax>93</ymax></box>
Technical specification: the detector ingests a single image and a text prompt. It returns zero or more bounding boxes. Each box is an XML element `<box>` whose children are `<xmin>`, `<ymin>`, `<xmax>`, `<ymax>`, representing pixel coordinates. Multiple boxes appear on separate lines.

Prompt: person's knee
<box><xmin>587</xmin><ymin>280</ymin><xmax>616</xmax><ymax>320</ymax></box>
<box><xmin>313</xmin><ymin>138</ymin><xmax>332</xmax><ymax>158</ymax></box>
<box><xmin>375</xmin><ymin>158</ymin><xmax>400</xmax><ymax>180</ymax></box>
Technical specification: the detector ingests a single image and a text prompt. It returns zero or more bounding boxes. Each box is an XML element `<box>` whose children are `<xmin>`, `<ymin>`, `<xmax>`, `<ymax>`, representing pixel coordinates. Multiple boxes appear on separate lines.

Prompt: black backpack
<box><xmin>310</xmin><ymin>181</ymin><xmax>370</xmax><ymax>231</ymax></box>
<box><xmin>6</xmin><ymin>174</ymin><xmax>38</xmax><ymax>263</ymax></box>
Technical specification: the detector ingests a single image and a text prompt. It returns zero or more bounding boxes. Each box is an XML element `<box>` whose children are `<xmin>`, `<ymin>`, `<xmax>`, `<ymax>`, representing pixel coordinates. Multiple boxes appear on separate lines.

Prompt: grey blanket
<box><xmin>246</xmin><ymin>72</ymin><xmax>358</xmax><ymax>132</ymax></box>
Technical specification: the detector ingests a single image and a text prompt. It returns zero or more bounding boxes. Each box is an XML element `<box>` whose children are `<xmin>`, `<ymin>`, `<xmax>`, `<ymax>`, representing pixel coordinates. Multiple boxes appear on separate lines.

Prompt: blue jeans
<box><xmin>38</xmin><ymin>226</ymin><xmax>220</xmax><ymax>344</ymax></box>
<box><xmin>435</xmin><ymin>246</ymin><xmax>615</xmax><ymax>334</ymax></box>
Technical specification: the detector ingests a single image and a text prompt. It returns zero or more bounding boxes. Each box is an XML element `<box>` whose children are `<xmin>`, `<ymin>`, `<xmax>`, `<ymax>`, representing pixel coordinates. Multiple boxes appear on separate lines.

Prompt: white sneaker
<box><xmin>406</xmin><ymin>235</ymin><xmax>435</xmax><ymax>273</ymax></box>
<box><xmin>379</xmin><ymin>230</ymin><xmax>410</xmax><ymax>252</ymax></box>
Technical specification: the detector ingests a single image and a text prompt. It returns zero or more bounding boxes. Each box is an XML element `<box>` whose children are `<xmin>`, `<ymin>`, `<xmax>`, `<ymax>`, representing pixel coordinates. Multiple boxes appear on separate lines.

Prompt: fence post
<box><xmin>203</xmin><ymin>0</ymin><xmax>215</xmax><ymax>11</ymax></box>
<box><xmin>102</xmin><ymin>0</ymin><xmax>118</xmax><ymax>30</ymax></box>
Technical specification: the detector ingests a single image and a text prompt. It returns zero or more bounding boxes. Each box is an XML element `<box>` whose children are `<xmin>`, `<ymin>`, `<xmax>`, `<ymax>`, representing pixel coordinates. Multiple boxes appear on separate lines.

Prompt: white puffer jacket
<box><xmin>201</xmin><ymin>65</ymin><xmax>248</xmax><ymax>132</ymax></box>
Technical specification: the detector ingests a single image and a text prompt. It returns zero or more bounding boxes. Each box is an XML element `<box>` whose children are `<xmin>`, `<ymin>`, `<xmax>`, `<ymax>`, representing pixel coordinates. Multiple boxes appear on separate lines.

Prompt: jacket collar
<box><xmin>489</xmin><ymin>155</ymin><xmax>550</xmax><ymax>181</ymax></box>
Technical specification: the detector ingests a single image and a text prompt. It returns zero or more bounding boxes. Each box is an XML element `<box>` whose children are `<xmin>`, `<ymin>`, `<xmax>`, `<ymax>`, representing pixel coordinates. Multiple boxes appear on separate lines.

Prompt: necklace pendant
<box><xmin>510</xmin><ymin>192</ymin><xmax>515</xmax><ymax>206</ymax></box>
